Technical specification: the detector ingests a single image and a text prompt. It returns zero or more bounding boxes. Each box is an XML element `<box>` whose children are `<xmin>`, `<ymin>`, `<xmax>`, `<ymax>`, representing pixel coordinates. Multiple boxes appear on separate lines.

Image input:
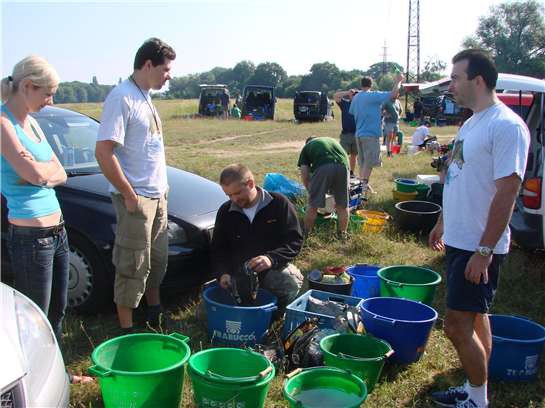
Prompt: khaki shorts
<box><xmin>260</xmin><ymin>263</ymin><xmax>304</xmax><ymax>311</ymax></box>
<box><xmin>339</xmin><ymin>132</ymin><xmax>358</xmax><ymax>155</ymax></box>
<box><xmin>111</xmin><ymin>193</ymin><xmax>168</xmax><ymax>308</ymax></box>
<box><xmin>356</xmin><ymin>136</ymin><xmax>382</xmax><ymax>169</ymax></box>
<box><xmin>308</xmin><ymin>163</ymin><xmax>349</xmax><ymax>209</ymax></box>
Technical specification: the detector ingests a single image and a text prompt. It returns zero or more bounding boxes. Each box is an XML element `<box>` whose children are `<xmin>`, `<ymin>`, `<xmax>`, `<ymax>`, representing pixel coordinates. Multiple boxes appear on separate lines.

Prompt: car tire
<box><xmin>67</xmin><ymin>232</ymin><xmax>113</xmax><ymax>313</ymax></box>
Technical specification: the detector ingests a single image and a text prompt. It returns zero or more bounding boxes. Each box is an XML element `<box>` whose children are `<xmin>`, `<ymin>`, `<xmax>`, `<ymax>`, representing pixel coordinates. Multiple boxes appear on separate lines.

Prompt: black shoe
<box><xmin>430</xmin><ymin>385</ymin><xmax>468</xmax><ymax>407</ymax></box>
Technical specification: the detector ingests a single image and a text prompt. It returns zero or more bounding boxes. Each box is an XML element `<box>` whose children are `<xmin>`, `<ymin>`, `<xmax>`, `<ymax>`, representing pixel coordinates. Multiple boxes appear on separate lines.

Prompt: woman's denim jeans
<box><xmin>8</xmin><ymin>224</ymin><xmax>69</xmax><ymax>342</ymax></box>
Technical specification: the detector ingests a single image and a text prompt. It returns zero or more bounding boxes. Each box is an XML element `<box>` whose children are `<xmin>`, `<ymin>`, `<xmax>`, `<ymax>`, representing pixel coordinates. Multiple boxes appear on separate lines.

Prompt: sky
<box><xmin>1</xmin><ymin>0</ymin><xmax>526</xmax><ymax>85</ymax></box>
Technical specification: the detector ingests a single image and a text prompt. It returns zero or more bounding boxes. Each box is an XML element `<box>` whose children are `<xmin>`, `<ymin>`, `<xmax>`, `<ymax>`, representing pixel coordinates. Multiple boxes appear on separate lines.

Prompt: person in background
<box><xmin>231</xmin><ymin>103</ymin><xmax>241</xmax><ymax>119</ymax></box>
<box><xmin>382</xmin><ymin>96</ymin><xmax>402</xmax><ymax>157</ymax></box>
<box><xmin>333</xmin><ymin>88</ymin><xmax>358</xmax><ymax>178</ymax></box>
<box><xmin>95</xmin><ymin>38</ymin><xmax>176</xmax><ymax>333</ymax></box>
<box><xmin>429</xmin><ymin>49</ymin><xmax>530</xmax><ymax>408</ymax></box>
<box><xmin>349</xmin><ymin>73</ymin><xmax>404</xmax><ymax>195</ymax></box>
<box><xmin>411</xmin><ymin>121</ymin><xmax>433</xmax><ymax>149</ymax></box>
<box><xmin>413</xmin><ymin>97</ymin><xmax>423</xmax><ymax>122</ymax></box>
<box><xmin>211</xmin><ymin>164</ymin><xmax>304</xmax><ymax>313</ymax></box>
<box><xmin>298</xmin><ymin>136</ymin><xmax>350</xmax><ymax>239</ymax></box>
<box><xmin>220</xmin><ymin>88</ymin><xmax>230</xmax><ymax>119</ymax></box>
<box><xmin>1</xmin><ymin>55</ymin><xmax>92</xmax><ymax>384</ymax></box>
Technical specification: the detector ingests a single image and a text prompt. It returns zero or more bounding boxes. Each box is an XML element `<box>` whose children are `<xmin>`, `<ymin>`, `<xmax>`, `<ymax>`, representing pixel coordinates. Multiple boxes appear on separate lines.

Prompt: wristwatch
<box><xmin>476</xmin><ymin>246</ymin><xmax>493</xmax><ymax>257</ymax></box>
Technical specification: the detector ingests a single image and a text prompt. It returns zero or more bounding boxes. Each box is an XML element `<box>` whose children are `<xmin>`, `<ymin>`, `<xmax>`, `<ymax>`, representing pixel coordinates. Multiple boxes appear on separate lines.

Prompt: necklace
<box><xmin>462</xmin><ymin>102</ymin><xmax>498</xmax><ymax>133</ymax></box>
<box><xmin>129</xmin><ymin>75</ymin><xmax>160</xmax><ymax>133</ymax></box>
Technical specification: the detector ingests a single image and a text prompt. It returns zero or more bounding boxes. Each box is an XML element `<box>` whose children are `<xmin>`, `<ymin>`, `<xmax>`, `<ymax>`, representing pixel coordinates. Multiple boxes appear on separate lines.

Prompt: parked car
<box><xmin>0</xmin><ymin>282</ymin><xmax>70</xmax><ymax>407</ymax></box>
<box><xmin>198</xmin><ymin>84</ymin><xmax>229</xmax><ymax>117</ymax></box>
<box><xmin>407</xmin><ymin>73</ymin><xmax>545</xmax><ymax>250</ymax></box>
<box><xmin>241</xmin><ymin>85</ymin><xmax>275</xmax><ymax>120</ymax></box>
<box><xmin>293</xmin><ymin>91</ymin><xmax>333</xmax><ymax>122</ymax></box>
<box><xmin>1</xmin><ymin>106</ymin><xmax>228</xmax><ymax>312</ymax></box>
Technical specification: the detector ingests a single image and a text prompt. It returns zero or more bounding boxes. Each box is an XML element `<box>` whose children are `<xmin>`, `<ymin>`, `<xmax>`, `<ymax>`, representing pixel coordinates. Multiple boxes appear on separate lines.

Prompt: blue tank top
<box><xmin>1</xmin><ymin>105</ymin><xmax>61</xmax><ymax>219</ymax></box>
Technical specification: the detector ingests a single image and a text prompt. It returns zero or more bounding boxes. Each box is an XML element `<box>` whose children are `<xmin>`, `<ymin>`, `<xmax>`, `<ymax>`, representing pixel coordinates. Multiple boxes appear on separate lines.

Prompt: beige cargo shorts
<box><xmin>111</xmin><ymin>193</ymin><xmax>168</xmax><ymax>308</ymax></box>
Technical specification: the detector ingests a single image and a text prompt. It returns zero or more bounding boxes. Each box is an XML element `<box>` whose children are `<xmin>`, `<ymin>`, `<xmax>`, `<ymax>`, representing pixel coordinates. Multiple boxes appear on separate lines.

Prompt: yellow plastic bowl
<box><xmin>392</xmin><ymin>189</ymin><xmax>418</xmax><ymax>203</ymax></box>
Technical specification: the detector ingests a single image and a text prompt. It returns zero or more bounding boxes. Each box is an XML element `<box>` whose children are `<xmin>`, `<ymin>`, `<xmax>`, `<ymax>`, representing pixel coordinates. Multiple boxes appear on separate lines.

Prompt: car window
<box><xmin>34</xmin><ymin>112</ymin><xmax>100</xmax><ymax>173</ymax></box>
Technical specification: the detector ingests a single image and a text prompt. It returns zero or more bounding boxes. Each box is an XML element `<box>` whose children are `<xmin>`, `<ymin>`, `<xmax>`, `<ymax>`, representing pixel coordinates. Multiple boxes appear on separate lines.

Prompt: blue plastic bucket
<box><xmin>360</xmin><ymin>297</ymin><xmax>438</xmax><ymax>364</ymax></box>
<box><xmin>488</xmin><ymin>314</ymin><xmax>545</xmax><ymax>381</ymax></box>
<box><xmin>203</xmin><ymin>285</ymin><xmax>277</xmax><ymax>347</ymax></box>
<box><xmin>346</xmin><ymin>264</ymin><xmax>381</xmax><ymax>298</ymax></box>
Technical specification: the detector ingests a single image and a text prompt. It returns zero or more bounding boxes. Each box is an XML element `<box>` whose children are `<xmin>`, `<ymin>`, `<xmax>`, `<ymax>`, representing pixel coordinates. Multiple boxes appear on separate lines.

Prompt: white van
<box><xmin>499</xmin><ymin>74</ymin><xmax>545</xmax><ymax>250</ymax></box>
<box><xmin>405</xmin><ymin>74</ymin><xmax>545</xmax><ymax>249</ymax></box>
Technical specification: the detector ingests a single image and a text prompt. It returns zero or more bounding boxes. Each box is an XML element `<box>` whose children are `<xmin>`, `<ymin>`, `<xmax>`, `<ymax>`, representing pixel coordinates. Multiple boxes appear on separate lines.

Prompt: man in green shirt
<box><xmin>297</xmin><ymin>136</ymin><xmax>350</xmax><ymax>237</ymax></box>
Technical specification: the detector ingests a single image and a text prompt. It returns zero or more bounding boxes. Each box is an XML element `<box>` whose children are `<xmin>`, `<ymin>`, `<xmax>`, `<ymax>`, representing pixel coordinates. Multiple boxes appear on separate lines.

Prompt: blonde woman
<box><xmin>1</xmin><ymin>55</ymin><xmax>91</xmax><ymax>384</ymax></box>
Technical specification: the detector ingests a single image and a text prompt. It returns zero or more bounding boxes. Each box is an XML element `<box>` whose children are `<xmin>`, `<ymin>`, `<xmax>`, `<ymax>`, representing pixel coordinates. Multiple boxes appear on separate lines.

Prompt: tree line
<box><xmin>55</xmin><ymin>0</ymin><xmax>544</xmax><ymax>104</ymax></box>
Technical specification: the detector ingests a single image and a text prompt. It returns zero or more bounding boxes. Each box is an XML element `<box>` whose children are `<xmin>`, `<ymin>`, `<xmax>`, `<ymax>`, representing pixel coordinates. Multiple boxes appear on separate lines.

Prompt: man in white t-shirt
<box><xmin>95</xmin><ymin>38</ymin><xmax>176</xmax><ymax>333</ymax></box>
<box><xmin>428</xmin><ymin>50</ymin><xmax>529</xmax><ymax>408</ymax></box>
<box><xmin>411</xmin><ymin>121</ymin><xmax>432</xmax><ymax>148</ymax></box>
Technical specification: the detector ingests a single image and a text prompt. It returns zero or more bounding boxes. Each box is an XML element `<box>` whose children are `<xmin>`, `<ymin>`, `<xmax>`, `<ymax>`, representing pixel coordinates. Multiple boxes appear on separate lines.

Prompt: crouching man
<box><xmin>211</xmin><ymin>164</ymin><xmax>304</xmax><ymax>313</ymax></box>
<box><xmin>298</xmin><ymin>136</ymin><xmax>350</xmax><ymax>239</ymax></box>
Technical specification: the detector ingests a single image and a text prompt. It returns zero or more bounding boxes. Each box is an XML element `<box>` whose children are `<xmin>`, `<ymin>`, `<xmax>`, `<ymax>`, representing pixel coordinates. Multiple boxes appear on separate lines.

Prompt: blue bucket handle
<box><xmin>169</xmin><ymin>332</ymin><xmax>190</xmax><ymax>343</ymax></box>
<box><xmin>88</xmin><ymin>365</ymin><xmax>112</xmax><ymax>378</ymax></box>
<box><xmin>373</xmin><ymin>314</ymin><xmax>396</xmax><ymax>325</ymax></box>
<box><xmin>262</xmin><ymin>304</ymin><xmax>278</xmax><ymax>315</ymax></box>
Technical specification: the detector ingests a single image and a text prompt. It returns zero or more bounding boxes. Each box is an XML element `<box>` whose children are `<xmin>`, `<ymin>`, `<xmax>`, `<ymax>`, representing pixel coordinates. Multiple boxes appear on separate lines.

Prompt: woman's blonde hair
<box><xmin>1</xmin><ymin>55</ymin><xmax>60</xmax><ymax>101</ymax></box>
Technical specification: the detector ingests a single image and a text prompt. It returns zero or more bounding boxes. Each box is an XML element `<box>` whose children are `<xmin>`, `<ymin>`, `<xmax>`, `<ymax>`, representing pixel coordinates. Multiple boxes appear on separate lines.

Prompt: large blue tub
<box><xmin>489</xmin><ymin>314</ymin><xmax>545</xmax><ymax>381</ymax></box>
<box><xmin>346</xmin><ymin>264</ymin><xmax>381</xmax><ymax>298</ymax></box>
<box><xmin>203</xmin><ymin>285</ymin><xmax>277</xmax><ymax>347</ymax></box>
<box><xmin>360</xmin><ymin>297</ymin><xmax>438</xmax><ymax>364</ymax></box>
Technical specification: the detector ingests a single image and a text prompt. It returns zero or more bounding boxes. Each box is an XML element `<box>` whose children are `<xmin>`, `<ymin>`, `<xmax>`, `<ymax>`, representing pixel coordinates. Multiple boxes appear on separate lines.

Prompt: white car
<box><xmin>0</xmin><ymin>282</ymin><xmax>69</xmax><ymax>407</ymax></box>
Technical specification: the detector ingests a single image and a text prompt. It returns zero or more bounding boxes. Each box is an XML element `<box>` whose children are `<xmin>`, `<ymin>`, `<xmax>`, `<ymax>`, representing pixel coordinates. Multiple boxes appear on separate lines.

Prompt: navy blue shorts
<box><xmin>445</xmin><ymin>245</ymin><xmax>506</xmax><ymax>313</ymax></box>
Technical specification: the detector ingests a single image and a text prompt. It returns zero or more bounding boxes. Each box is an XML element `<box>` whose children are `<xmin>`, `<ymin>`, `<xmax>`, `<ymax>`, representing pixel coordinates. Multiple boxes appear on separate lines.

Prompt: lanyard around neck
<box><xmin>129</xmin><ymin>76</ymin><xmax>160</xmax><ymax>133</ymax></box>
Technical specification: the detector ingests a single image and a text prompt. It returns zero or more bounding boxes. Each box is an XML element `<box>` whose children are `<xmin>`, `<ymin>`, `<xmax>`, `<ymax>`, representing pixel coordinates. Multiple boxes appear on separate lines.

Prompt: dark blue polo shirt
<box><xmin>338</xmin><ymin>98</ymin><xmax>356</xmax><ymax>134</ymax></box>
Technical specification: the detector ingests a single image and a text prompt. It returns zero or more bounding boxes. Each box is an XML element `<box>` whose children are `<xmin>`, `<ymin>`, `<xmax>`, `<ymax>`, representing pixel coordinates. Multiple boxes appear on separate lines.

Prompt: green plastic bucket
<box><xmin>378</xmin><ymin>265</ymin><xmax>442</xmax><ymax>305</ymax></box>
<box><xmin>88</xmin><ymin>332</ymin><xmax>191</xmax><ymax>408</ymax></box>
<box><xmin>348</xmin><ymin>214</ymin><xmax>367</xmax><ymax>233</ymax></box>
<box><xmin>394</xmin><ymin>178</ymin><xmax>418</xmax><ymax>193</ymax></box>
<box><xmin>397</xmin><ymin>131</ymin><xmax>404</xmax><ymax>145</ymax></box>
<box><xmin>415</xmin><ymin>183</ymin><xmax>430</xmax><ymax>200</ymax></box>
<box><xmin>283</xmin><ymin>366</ymin><xmax>367</xmax><ymax>408</ymax></box>
<box><xmin>320</xmin><ymin>333</ymin><xmax>393</xmax><ymax>392</ymax></box>
<box><xmin>188</xmin><ymin>348</ymin><xmax>275</xmax><ymax>407</ymax></box>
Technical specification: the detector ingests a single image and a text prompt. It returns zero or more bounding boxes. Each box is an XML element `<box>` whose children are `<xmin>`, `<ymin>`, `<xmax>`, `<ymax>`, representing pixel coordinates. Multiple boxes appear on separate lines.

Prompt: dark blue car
<box><xmin>1</xmin><ymin>106</ymin><xmax>227</xmax><ymax>312</ymax></box>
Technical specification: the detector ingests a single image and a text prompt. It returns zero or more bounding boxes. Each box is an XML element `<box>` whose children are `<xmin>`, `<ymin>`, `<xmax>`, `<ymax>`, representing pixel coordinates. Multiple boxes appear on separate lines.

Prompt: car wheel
<box><xmin>68</xmin><ymin>232</ymin><xmax>113</xmax><ymax>313</ymax></box>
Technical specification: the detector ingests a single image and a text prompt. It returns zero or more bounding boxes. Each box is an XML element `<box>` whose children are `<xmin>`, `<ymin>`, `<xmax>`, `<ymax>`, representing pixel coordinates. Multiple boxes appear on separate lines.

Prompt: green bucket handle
<box><xmin>338</xmin><ymin>348</ymin><xmax>395</xmax><ymax>361</ymax></box>
<box><xmin>88</xmin><ymin>365</ymin><xmax>112</xmax><ymax>378</ymax></box>
<box><xmin>386</xmin><ymin>279</ymin><xmax>403</xmax><ymax>287</ymax></box>
<box><xmin>206</xmin><ymin>365</ymin><xmax>273</xmax><ymax>384</ymax></box>
<box><xmin>169</xmin><ymin>332</ymin><xmax>190</xmax><ymax>343</ymax></box>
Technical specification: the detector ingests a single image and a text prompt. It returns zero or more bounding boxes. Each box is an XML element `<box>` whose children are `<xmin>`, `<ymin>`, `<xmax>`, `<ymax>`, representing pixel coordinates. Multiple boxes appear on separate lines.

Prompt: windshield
<box><xmin>295</xmin><ymin>93</ymin><xmax>320</xmax><ymax>104</ymax></box>
<box><xmin>33</xmin><ymin>109</ymin><xmax>101</xmax><ymax>174</ymax></box>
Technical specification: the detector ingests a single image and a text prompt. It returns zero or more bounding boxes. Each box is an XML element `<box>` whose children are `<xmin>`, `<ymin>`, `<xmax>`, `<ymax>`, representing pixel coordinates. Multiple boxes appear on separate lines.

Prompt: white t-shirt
<box><xmin>411</xmin><ymin>125</ymin><xmax>430</xmax><ymax>146</ymax></box>
<box><xmin>242</xmin><ymin>200</ymin><xmax>259</xmax><ymax>223</ymax></box>
<box><xmin>97</xmin><ymin>79</ymin><xmax>168</xmax><ymax>198</ymax></box>
<box><xmin>443</xmin><ymin>102</ymin><xmax>530</xmax><ymax>254</ymax></box>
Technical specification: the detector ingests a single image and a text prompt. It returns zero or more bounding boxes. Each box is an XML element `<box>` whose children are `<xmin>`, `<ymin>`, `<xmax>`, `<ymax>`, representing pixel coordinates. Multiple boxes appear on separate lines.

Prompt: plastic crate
<box><xmin>282</xmin><ymin>289</ymin><xmax>364</xmax><ymax>339</ymax></box>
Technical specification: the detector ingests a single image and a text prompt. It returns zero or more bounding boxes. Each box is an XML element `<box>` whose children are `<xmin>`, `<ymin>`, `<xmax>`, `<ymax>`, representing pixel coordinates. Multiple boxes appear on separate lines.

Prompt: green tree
<box><xmin>300</xmin><ymin>62</ymin><xmax>341</xmax><ymax>92</ymax></box>
<box><xmin>249</xmin><ymin>62</ymin><xmax>287</xmax><ymax>87</ymax></box>
<box><xmin>364</xmin><ymin>62</ymin><xmax>404</xmax><ymax>81</ymax></box>
<box><xmin>420</xmin><ymin>58</ymin><xmax>447</xmax><ymax>82</ymax></box>
<box><xmin>462</xmin><ymin>0</ymin><xmax>545</xmax><ymax>77</ymax></box>
<box><xmin>232</xmin><ymin>60</ymin><xmax>255</xmax><ymax>91</ymax></box>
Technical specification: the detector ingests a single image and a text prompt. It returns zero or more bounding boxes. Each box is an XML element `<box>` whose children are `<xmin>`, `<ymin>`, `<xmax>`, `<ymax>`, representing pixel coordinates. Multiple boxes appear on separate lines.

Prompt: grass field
<box><xmin>61</xmin><ymin>99</ymin><xmax>544</xmax><ymax>407</ymax></box>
